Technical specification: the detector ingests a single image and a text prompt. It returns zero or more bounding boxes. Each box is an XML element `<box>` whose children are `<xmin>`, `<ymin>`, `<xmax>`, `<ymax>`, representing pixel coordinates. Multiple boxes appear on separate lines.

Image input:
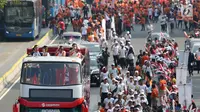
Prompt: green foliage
<box><xmin>0</xmin><ymin>0</ymin><xmax>20</xmax><ymax>9</ymax></box>
<box><xmin>0</xmin><ymin>0</ymin><xmax>7</xmax><ymax>9</ymax></box>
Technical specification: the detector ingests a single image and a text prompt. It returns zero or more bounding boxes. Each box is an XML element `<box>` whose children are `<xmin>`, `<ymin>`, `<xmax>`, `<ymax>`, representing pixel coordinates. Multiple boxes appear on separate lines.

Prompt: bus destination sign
<box><xmin>6</xmin><ymin>1</ymin><xmax>33</xmax><ymax>6</ymax></box>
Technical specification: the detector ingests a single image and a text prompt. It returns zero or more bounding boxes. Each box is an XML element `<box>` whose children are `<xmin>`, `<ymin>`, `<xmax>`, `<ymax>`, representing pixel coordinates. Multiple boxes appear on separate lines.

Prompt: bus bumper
<box><xmin>4</xmin><ymin>32</ymin><xmax>34</xmax><ymax>39</ymax></box>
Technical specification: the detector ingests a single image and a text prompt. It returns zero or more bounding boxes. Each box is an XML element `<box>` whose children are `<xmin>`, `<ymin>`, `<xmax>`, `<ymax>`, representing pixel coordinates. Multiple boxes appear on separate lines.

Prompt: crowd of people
<box><xmin>48</xmin><ymin>0</ymin><xmax>200</xmax><ymax>40</ymax></box>
<box><xmin>44</xmin><ymin>0</ymin><xmax>200</xmax><ymax>111</ymax></box>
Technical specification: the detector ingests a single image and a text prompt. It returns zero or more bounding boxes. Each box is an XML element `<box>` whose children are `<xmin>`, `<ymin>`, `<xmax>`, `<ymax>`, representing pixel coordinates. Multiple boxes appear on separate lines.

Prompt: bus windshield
<box><xmin>5</xmin><ymin>6</ymin><xmax>34</xmax><ymax>25</ymax></box>
<box><xmin>21</xmin><ymin>62</ymin><xmax>81</xmax><ymax>86</ymax></box>
<box><xmin>27</xmin><ymin>107</ymin><xmax>81</xmax><ymax>112</ymax></box>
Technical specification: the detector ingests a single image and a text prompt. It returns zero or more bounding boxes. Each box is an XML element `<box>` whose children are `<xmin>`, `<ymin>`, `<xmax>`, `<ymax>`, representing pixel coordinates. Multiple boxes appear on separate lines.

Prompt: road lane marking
<box><xmin>0</xmin><ymin>30</ymin><xmax>52</xmax><ymax>100</ymax></box>
<box><xmin>49</xmin><ymin>35</ymin><xmax>59</xmax><ymax>44</ymax></box>
<box><xmin>0</xmin><ymin>77</ymin><xmax>20</xmax><ymax>100</ymax></box>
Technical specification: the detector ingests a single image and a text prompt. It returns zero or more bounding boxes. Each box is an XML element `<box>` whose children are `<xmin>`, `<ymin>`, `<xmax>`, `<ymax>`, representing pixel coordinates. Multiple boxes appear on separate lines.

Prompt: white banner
<box><xmin>102</xmin><ymin>19</ymin><xmax>106</xmax><ymax>39</ymax></box>
<box><xmin>111</xmin><ymin>16</ymin><xmax>115</xmax><ymax>32</ymax></box>
<box><xmin>178</xmin><ymin>50</ymin><xmax>189</xmax><ymax>67</ymax></box>
<box><xmin>181</xmin><ymin>4</ymin><xmax>193</xmax><ymax>20</ymax></box>
<box><xmin>176</xmin><ymin>67</ymin><xmax>187</xmax><ymax>85</ymax></box>
<box><xmin>178</xmin><ymin>84</ymin><xmax>192</xmax><ymax>108</ymax></box>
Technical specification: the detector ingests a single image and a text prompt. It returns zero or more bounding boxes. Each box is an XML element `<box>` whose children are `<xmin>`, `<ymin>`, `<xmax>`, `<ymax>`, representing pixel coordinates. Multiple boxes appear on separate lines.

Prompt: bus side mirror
<box><xmin>13</xmin><ymin>100</ymin><xmax>19</xmax><ymax>112</ymax></box>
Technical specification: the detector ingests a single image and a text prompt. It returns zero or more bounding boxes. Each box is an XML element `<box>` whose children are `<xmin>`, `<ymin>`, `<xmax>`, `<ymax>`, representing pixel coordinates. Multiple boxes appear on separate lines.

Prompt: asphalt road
<box><xmin>0</xmin><ymin>22</ymin><xmax>196</xmax><ymax>112</ymax></box>
<box><xmin>0</xmin><ymin>28</ymin><xmax>50</xmax><ymax>77</ymax></box>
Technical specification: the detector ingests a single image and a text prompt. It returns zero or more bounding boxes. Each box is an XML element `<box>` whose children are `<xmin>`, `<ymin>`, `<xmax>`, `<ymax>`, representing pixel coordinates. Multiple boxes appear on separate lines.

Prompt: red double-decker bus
<box><xmin>13</xmin><ymin>44</ymin><xmax>90</xmax><ymax>112</ymax></box>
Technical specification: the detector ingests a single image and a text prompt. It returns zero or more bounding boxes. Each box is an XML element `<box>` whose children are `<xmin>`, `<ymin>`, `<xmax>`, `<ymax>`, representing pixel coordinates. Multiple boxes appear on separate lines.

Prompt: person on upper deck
<box><xmin>41</xmin><ymin>46</ymin><xmax>50</xmax><ymax>56</ymax></box>
<box><xmin>56</xmin><ymin>46</ymin><xmax>66</xmax><ymax>56</ymax></box>
<box><xmin>31</xmin><ymin>45</ymin><xmax>41</xmax><ymax>56</ymax></box>
<box><xmin>69</xmin><ymin>43</ymin><xmax>83</xmax><ymax>58</ymax></box>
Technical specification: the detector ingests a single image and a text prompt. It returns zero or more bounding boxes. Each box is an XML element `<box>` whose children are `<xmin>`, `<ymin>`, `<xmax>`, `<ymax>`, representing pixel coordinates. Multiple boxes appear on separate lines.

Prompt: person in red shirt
<box><xmin>58</xmin><ymin>19</ymin><xmax>65</xmax><ymax>38</ymax></box>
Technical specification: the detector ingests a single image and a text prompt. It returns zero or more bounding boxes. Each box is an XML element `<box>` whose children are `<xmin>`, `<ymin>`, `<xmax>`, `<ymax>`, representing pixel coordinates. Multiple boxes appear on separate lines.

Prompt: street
<box><xmin>1</xmin><ymin>22</ymin><xmax>199</xmax><ymax>112</ymax></box>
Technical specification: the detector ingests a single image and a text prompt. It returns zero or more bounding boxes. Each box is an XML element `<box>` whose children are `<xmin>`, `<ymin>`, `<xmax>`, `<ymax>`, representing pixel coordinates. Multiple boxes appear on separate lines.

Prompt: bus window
<box><xmin>21</xmin><ymin>62</ymin><xmax>81</xmax><ymax>86</ymax></box>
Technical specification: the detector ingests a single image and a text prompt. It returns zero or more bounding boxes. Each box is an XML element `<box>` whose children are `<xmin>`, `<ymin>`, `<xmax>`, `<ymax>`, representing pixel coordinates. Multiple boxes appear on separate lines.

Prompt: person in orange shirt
<box><xmin>141</xmin><ymin>52</ymin><xmax>149</xmax><ymax>65</ymax></box>
<box><xmin>151</xmin><ymin>84</ymin><xmax>159</xmax><ymax>109</ymax></box>
<box><xmin>135</xmin><ymin>62</ymin><xmax>141</xmax><ymax>74</ymax></box>
<box><xmin>159</xmin><ymin>75</ymin><xmax>167</xmax><ymax>103</ymax></box>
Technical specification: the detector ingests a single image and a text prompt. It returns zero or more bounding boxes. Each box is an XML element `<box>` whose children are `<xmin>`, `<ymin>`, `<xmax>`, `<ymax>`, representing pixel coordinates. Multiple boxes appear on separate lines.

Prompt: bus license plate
<box><xmin>41</xmin><ymin>109</ymin><xmax>60</xmax><ymax>112</ymax></box>
<box><xmin>16</xmin><ymin>34</ymin><xmax>21</xmax><ymax>36</ymax></box>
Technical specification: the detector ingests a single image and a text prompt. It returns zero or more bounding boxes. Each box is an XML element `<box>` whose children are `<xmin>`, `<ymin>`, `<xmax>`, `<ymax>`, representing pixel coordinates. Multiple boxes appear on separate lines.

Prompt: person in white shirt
<box><xmin>134</xmin><ymin>71</ymin><xmax>142</xmax><ymax>81</ymax></box>
<box><xmin>119</xmin><ymin>44</ymin><xmax>126</xmax><ymax>69</ymax></box>
<box><xmin>110</xmin><ymin>79</ymin><xmax>117</xmax><ymax>95</ymax></box>
<box><xmin>125</xmin><ymin>31</ymin><xmax>132</xmax><ymax>40</ymax></box>
<box><xmin>124</xmin><ymin>100</ymin><xmax>132</xmax><ymax>111</ymax></box>
<box><xmin>134</xmin><ymin>92</ymin><xmax>141</xmax><ymax>105</ymax></box>
<box><xmin>100</xmin><ymin>77</ymin><xmax>110</xmax><ymax>104</ymax></box>
<box><xmin>118</xmin><ymin>36</ymin><xmax>126</xmax><ymax>45</ymax></box>
<box><xmin>100</xmin><ymin>38</ymin><xmax>108</xmax><ymax>50</ymax></box>
<box><xmin>114</xmin><ymin>92</ymin><xmax>125</xmax><ymax>106</ymax></box>
<box><xmin>139</xmin><ymin>80</ymin><xmax>147</xmax><ymax>92</ymax></box>
<box><xmin>160</xmin><ymin>15</ymin><xmax>167</xmax><ymax>32</ymax></box>
<box><xmin>125</xmin><ymin>71</ymin><xmax>130</xmax><ymax>84</ymax></box>
<box><xmin>70</xmin><ymin>7</ymin><xmax>75</xmax><ymax>22</ymax></box>
<box><xmin>107</xmin><ymin>102</ymin><xmax>114</xmax><ymax>112</ymax></box>
<box><xmin>146</xmin><ymin>82</ymin><xmax>152</xmax><ymax>106</ymax></box>
<box><xmin>83</xmin><ymin>19</ymin><xmax>89</xmax><ymax>28</ymax></box>
<box><xmin>104</xmin><ymin>92</ymin><xmax>115</xmax><ymax>110</ymax></box>
<box><xmin>154</xmin><ymin>7</ymin><xmax>159</xmax><ymax>23</ymax></box>
<box><xmin>118</xmin><ymin>77</ymin><xmax>126</xmax><ymax>94</ymax></box>
<box><xmin>32</xmin><ymin>45</ymin><xmax>41</xmax><ymax>57</ymax></box>
<box><xmin>127</xmin><ymin>89</ymin><xmax>134</xmax><ymax>99</ymax></box>
<box><xmin>112</xmin><ymin>104</ymin><xmax>121</xmax><ymax>112</ymax></box>
<box><xmin>81</xmin><ymin>24</ymin><xmax>87</xmax><ymax>40</ymax></box>
<box><xmin>127</xmin><ymin>76</ymin><xmax>134</xmax><ymax>91</ymax></box>
<box><xmin>41</xmin><ymin>46</ymin><xmax>50</xmax><ymax>56</ymax></box>
<box><xmin>112</xmin><ymin>32</ymin><xmax>118</xmax><ymax>42</ymax></box>
<box><xmin>145</xmin><ymin>62</ymin><xmax>153</xmax><ymax>77</ymax></box>
<box><xmin>100</xmin><ymin>67</ymin><xmax>108</xmax><ymax>81</ymax></box>
<box><xmin>148</xmin><ymin>7</ymin><xmax>153</xmax><ymax>21</ymax></box>
<box><xmin>112</xmin><ymin>42</ymin><xmax>120</xmax><ymax>65</ymax></box>
<box><xmin>109</xmin><ymin>64</ymin><xmax>118</xmax><ymax>78</ymax></box>
<box><xmin>139</xmin><ymin>89</ymin><xmax>147</xmax><ymax>98</ymax></box>
<box><xmin>111</xmin><ymin>79</ymin><xmax>121</xmax><ymax>97</ymax></box>
<box><xmin>108</xmin><ymin>73</ymin><xmax>114</xmax><ymax>85</ymax></box>
<box><xmin>133</xmin><ymin>79</ymin><xmax>140</xmax><ymax>91</ymax></box>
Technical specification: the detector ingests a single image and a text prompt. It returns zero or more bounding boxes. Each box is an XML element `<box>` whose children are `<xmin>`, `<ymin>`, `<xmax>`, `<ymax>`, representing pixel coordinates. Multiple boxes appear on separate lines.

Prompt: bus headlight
<box><xmin>6</xmin><ymin>31</ymin><xmax>9</xmax><ymax>34</ymax></box>
<box><xmin>29</xmin><ymin>31</ymin><xmax>32</xmax><ymax>34</ymax></box>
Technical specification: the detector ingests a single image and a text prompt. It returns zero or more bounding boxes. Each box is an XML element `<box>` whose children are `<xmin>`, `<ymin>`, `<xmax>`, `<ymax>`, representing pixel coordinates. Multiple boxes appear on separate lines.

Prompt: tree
<box><xmin>0</xmin><ymin>0</ymin><xmax>7</xmax><ymax>9</ymax></box>
<box><xmin>0</xmin><ymin>0</ymin><xmax>19</xmax><ymax>9</ymax></box>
